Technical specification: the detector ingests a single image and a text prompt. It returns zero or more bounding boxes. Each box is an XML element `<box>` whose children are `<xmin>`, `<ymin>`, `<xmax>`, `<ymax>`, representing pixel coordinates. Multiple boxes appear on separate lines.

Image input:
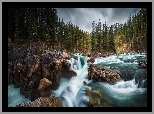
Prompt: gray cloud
<box><xmin>56</xmin><ymin>8</ymin><xmax>140</xmax><ymax>33</ymax></box>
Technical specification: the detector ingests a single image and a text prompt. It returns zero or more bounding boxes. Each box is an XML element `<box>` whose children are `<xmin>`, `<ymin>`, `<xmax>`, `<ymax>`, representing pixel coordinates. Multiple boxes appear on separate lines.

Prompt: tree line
<box><xmin>8</xmin><ymin>8</ymin><xmax>147</xmax><ymax>54</ymax></box>
<box><xmin>91</xmin><ymin>8</ymin><xmax>147</xmax><ymax>53</ymax></box>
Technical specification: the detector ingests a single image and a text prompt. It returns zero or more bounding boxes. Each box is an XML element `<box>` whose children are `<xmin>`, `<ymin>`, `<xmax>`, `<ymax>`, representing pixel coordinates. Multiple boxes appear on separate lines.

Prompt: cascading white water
<box><xmin>51</xmin><ymin>53</ymin><xmax>147</xmax><ymax>107</ymax></box>
<box><xmin>77</xmin><ymin>53</ymin><xmax>82</xmax><ymax>70</ymax></box>
<box><xmin>89</xmin><ymin>53</ymin><xmax>147</xmax><ymax>107</ymax></box>
<box><xmin>60</xmin><ymin>55</ymin><xmax>90</xmax><ymax>107</ymax></box>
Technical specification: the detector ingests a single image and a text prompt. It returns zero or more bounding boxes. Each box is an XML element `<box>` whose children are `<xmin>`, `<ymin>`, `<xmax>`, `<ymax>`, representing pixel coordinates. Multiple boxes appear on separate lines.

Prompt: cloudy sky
<box><xmin>56</xmin><ymin>8</ymin><xmax>141</xmax><ymax>33</ymax></box>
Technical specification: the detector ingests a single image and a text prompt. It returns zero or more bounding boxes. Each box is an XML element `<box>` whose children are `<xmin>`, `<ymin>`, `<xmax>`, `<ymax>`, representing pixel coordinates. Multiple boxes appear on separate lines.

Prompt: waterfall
<box><xmin>77</xmin><ymin>54</ymin><xmax>82</xmax><ymax>70</ymax></box>
<box><xmin>57</xmin><ymin>54</ymin><xmax>90</xmax><ymax>107</ymax></box>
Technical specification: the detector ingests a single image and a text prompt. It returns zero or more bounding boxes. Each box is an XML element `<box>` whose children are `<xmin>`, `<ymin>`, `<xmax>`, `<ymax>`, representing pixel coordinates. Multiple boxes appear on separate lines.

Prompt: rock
<box><xmin>88</xmin><ymin>64</ymin><xmax>121</xmax><ymax>84</ymax></box>
<box><xmin>40</xmin><ymin>96</ymin><xmax>62</xmax><ymax>107</ymax></box>
<box><xmin>20</xmin><ymin>77</ymin><xmax>29</xmax><ymax>98</ymax></box>
<box><xmin>27</xmin><ymin>55</ymin><xmax>42</xmax><ymax>101</ymax></box>
<box><xmin>61</xmin><ymin>60</ymin><xmax>77</xmax><ymax>78</ymax></box>
<box><xmin>48</xmin><ymin>59</ymin><xmax>62</xmax><ymax>90</ymax></box>
<box><xmin>86</xmin><ymin>102</ymin><xmax>100</xmax><ymax>107</ymax></box>
<box><xmin>13</xmin><ymin>63</ymin><xmax>23</xmax><ymax>88</ymax></box>
<box><xmin>83</xmin><ymin>81</ymin><xmax>87</xmax><ymax>85</ymax></box>
<box><xmin>68</xmin><ymin>68</ymin><xmax>77</xmax><ymax>77</ymax></box>
<box><xmin>62</xmin><ymin>51</ymin><xmax>69</xmax><ymax>59</ymax></box>
<box><xmin>16</xmin><ymin>64</ymin><xmax>29</xmax><ymax>97</ymax></box>
<box><xmin>15</xmin><ymin>96</ymin><xmax>62</xmax><ymax>107</ymax></box>
<box><xmin>138</xmin><ymin>60</ymin><xmax>147</xmax><ymax>68</ymax></box>
<box><xmin>62</xmin><ymin>59</ymin><xmax>71</xmax><ymax>69</ymax></box>
<box><xmin>113</xmin><ymin>68</ymin><xmax>133</xmax><ymax>81</ymax></box>
<box><xmin>87</xmin><ymin>57</ymin><xmax>95</xmax><ymax>64</ymax></box>
<box><xmin>88</xmin><ymin>53</ymin><xmax>91</xmax><ymax>57</ymax></box>
<box><xmin>8</xmin><ymin>62</ymin><xmax>14</xmax><ymax>84</ymax></box>
<box><xmin>86</xmin><ymin>88</ymin><xmax>113</xmax><ymax>107</ymax></box>
<box><xmin>38</xmin><ymin>78</ymin><xmax>52</xmax><ymax>97</ymax></box>
<box><xmin>8</xmin><ymin>42</ymin><xmax>77</xmax><ymax>102</ymax></box>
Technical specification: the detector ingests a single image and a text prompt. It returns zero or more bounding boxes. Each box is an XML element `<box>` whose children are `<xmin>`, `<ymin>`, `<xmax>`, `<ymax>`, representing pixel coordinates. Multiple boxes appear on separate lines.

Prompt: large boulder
<box><xmin>88</xmin><ymin>64</ymin><xmax>121</xmax><ymax>84</ymax></box>
<box><xmin>15</xmin><ymin>96</ymin><xmax>62</xmax><ymax>107</ymax></box>
<box><xmin>38</xmin><ymin>78</ymin><xmax>52</xmax><ymax>97</ymax></box>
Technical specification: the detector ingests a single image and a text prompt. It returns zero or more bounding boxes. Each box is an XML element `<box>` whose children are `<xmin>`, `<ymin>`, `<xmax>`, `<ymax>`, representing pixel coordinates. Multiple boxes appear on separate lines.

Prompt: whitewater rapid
<box><xmin>52</xmin><ymin>53</ymin><xmax>147</xmax><ymax>107</ymax></box>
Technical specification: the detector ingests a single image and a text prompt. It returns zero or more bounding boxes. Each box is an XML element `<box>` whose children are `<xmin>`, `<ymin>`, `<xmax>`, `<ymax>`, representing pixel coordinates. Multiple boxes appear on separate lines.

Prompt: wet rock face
<box><xmin>42</xmin><ymin>59</ymin><xmax>60</xmax><ymax>90</ymax></box>
<box><xmin>15</xmin><ymin>96</ymin><xmax>62</xmax><ymax>107</ymax></box>
<box><xmin>27</xmin><ymin>55</ymin><xmax>42</xmax><ymax>101</ymax></box>
<box><xmin>13</xmin><ymin>63</ymin><xmax>28</xmax><ymax>88</ymax></box>
<box><xmin>88</xmin><ymin>64</ymin><xmax>121</xmax><ymax>84</ymax></box>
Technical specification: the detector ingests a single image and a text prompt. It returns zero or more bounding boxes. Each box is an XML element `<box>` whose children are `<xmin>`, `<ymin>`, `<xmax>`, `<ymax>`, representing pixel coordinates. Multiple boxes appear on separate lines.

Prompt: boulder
<box><xmin>88</xmin><ymin>64</ymin><xmax>121</xmax><ymax>84</ymax></box>
<box><xmin>83</xmin><ymin>81</ymin><xmax>87</xmax><ymax>85</ymax></box>
<box><xmin>138</xmin><ymin>60</ymin><xmax>147</xmax><ymax>68</ymax></box>
<box><xmin>61</xmin><ymin>59</ymin><xmax>77</xmax><ymax>78</ymax></box>
<box><xmin>87</xmin><ymin>57</ymin><xmax>95</xmax><ymax>64</ymax></box>
<box><xmin>38</xmin><ymin>78</ymin><xmax>52</xmax><ymax>97</ymax></box>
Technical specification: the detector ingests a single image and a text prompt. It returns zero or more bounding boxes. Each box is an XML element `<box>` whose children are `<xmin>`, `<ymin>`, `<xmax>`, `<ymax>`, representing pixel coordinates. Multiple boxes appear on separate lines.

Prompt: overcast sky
<box><xmin>56</xmin><ymin>8</ymin><xmax>141</xmax><ymax>33</ymax></box>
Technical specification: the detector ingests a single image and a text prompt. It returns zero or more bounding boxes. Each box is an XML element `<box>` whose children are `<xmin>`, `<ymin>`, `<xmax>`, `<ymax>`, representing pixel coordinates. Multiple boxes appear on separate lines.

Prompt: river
<box><xmin>8</xmin><ymin>53</ymin><xmax>147</xmax><ymax>107</ymax></box>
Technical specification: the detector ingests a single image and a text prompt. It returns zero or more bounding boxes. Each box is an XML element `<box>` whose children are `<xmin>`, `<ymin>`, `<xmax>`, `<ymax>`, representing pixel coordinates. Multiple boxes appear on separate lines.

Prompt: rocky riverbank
<box><xmin>8</xmin><ymin>41</ymin><xmax>147</xmax><ymax>107</ymax></box>
<box><xmin>8</xmin><ymin>42</ymin><xmax>77</xmax><ymax>104</ymax></box>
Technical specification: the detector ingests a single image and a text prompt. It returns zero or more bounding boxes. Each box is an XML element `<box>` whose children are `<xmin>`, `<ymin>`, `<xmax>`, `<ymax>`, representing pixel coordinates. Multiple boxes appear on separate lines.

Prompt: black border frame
<box><xmin>3</xmin><ymin>2</ymin><xmax>152</xmax><ymax>112</ymax></box>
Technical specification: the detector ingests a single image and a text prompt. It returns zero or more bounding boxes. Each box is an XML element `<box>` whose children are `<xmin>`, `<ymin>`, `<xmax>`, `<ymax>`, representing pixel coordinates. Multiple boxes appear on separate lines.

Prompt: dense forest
<box><xmin>8</xmin><ymin>8</ymin><xmax>147</xmax><ymax>54</ymax></box>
